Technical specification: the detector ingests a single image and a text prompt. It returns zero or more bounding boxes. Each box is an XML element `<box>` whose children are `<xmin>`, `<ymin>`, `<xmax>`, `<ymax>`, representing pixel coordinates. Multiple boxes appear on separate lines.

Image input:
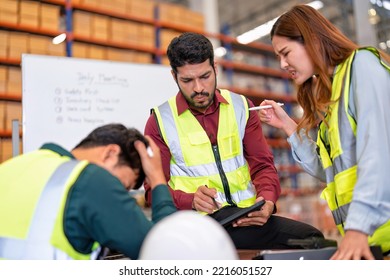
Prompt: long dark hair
<box><xmin>271</xmin><ymin>4</ymin><xmax>390</xmax><ymax>133</ymax></box>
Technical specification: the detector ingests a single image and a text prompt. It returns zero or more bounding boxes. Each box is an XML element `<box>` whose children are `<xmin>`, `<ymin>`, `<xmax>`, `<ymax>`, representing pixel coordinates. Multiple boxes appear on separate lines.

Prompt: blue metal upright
<box><xmin>154</xmin><ymin>5</ymin><xmax>161</xmax><ymax>64</ymax></box>
<box><xmin>65</xmin><ymin>0</ymin><xmax>72</xmax><ymax>57</ymax></box>
<box><xmin>220</xmin><ymin>23</ymin><xmax>234</xmax><ymax>86</ymax></box>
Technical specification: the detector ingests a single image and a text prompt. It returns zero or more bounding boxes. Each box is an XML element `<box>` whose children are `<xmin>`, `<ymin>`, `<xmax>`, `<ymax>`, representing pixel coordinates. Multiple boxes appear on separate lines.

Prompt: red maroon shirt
<box><xmin>144</xmin><ymin>89</ymin><xmax>280</xmax><ymax>209</ymax></box>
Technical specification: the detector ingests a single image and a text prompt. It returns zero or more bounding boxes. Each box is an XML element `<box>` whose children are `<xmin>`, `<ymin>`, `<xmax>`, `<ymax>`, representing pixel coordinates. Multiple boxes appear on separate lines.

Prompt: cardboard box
<box><xmin>0</xmin><ymin>11</ymin><xmax>18</xmax><ymax>24</ymax></box>
<box><xmin>19</xmin><ymin>0</ymin><xmax>40</xmax><ymax>16</ymax></box>
<box><xmin>106</xmin><ymin>48</ymin><xmax>120</xmax><ymax>61</ymax></box>
<box><xmin>19</xmin><ymin>14</ymin><xmax>39</xmax><ymax>27</ymax></box>
<box><xmin>6</xmin><ymin>81</ymin><xmax>21</xmax><ymax>97</ymax></box>
<box><xmin>88</xmin><ymin>45</ymin><xmax>106</xmax><ymax>60</ymax></box>
<box><xmin>138</xmin><ymin>24</ymin><xmax>155</xmax><ymax>48</ymax></box>
<box><xmin>127</xmin><ymin>0</ymin><xmax>155</xmax><ymax>20</ymax></box>
<box><xmin>8</xmin><ymin>46</ymin><xmax>25</xmax><ymax>60</ymax></box>
<box><xmin>91</xmin><ymin>14</ymin><xmax>108</xmax><ymax>41</ymax></box>
<box><xmin>4</xmin><ymin>101</ymin><xmax>22</xmax><ymax>131</ymax></box>
<box><xmin>40</xmin><ymin>3</ymin><xmax>60</xmax><ymax>19</ymax></box>
<box><xmin>160</xmin><ymin>29</ymin><xmax>181</xmax><ymax>51</ymax></box>
<box><xmin>123</xmin><ymin>21</ymin><xmax>139</xmax><ymax>45</ymax></box>
<box><xmin>0</xmin><ymin>101</ymin><xmax>5</xmax><ymax>131</ymax></box>
<box><xmin>0</xmin><ymin>0</ymin><xmax>18</xmax><ymax>13</ymax></box>
<box><xmin>19</xmin><ymin>1</ymin><xmax>40</xmax><ymax>27</ymax></box>
<box><xmin>47</xmin><ymin>42</ymin><xmax>66</xmax><ymax>56</ymax></box>
<box><xmin>180</xmin><ymin>10</ymin><xmax>204</xmax><ymax>30</ymax></box>
<box><xmin>1</xmin><ymin>139</ymin><xmax>12</xmax><ymax>162</ymax></box>
<box><xmin>72</xmin><ymin>42</ymin><xmax>88</xmax><ymax>58</ymax></box>
<box><xmin>28</xmin><ymin>35</ymin><xmax>49</xmax><ymax>55</ymax></box>
<box><xmin>107</xmin><ymin>48</ymin><xmax>126</xmax><ymax>61</ymax></box>
<box><xmin>134</xmin><ymin>52</ymin><xmax>152</xmax><ymax>64</ymax></box>
<box><xmin>0</xmin><ymin>65</ymin><xmax>8</xmax><ymax>95</ymax></box>
<box><xmin>0</xmin><ymin>0</ymin><xmax>18</xmax><ymax>24</ymax></box>
<box><xmin>73</xmin><ymin>11</ymin><xmax>91</xmax><ymax>38</ymax></box>
<box><xmin>80</xmin><ymin>0</ymin><xmax>99</xmax><ymax>7</ymax></box>
<box><xmin>9</xmin><ymin>32</ymin><xmax>28</xmax><ymax>47</ymax></box>
<box><xmin>109</xmin><ymin>18</ymin><xmax>129</xmax><ymax>43</ymax></box>
<box><xmin>101</xmin><ymin>0</ymin><xmax>126</xmax><ymax>15</ymax></box>
<box><xmin>8</xmin><ymin>33</ymin><xmax>28</xmax><ymax>60</ymax></box>
<box><xmin>7</xmin><ymin>67</ymin><xmax>20</xmax><ymax>83</ymax></box>
<box><xmin>0</xmin><ymin>79</ymin><xmax>6</xmax><ymax>93</ymax></box>
<box><xmin>40</xmin><ymin>4</ymin><xmax>60</xmax><ymax>31</ymax></box>
<box><xmin>157</xmin><ymin>2</ymin><xmax>184</xmax><ymax>23</ymax></box>
<box><xmin>0</xmin><ymin>66</ymin><xmax>7</xmax><ymax>82</ymax></box>
<box><xmin>6</xmin><ymin>67</ymin><xmax>21</xmax><ymax>97</ymax></box>
<box><xmin>40</xmin><ymin>17</ymin><xmax>60</xmax><ymax>31</ymax></box>
<box><xmin>0</xmin><ymin>30</ymin><xmax>9</xmax><ymax>45</ymax></box>
<box><xmin>0</xmin><ymin>138</ymin><xmax>21</xmax><ymax>162</ymax></box>
<box><xmin>0</xmin><ymin>43</ymin><xmax>8</xmax><ymax>58</ymax></box>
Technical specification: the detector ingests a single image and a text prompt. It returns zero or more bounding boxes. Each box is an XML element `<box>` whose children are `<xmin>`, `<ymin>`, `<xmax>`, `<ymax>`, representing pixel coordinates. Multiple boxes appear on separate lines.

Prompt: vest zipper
<box><xmin>212</xmin><ymin>145</ymin><xmax>235</xmax><ymax>206</ymax></box>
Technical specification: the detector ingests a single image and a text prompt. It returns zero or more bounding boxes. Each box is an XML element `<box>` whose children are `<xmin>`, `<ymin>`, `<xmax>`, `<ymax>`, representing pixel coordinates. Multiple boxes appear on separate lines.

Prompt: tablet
<box><xmin>209</xmin><ymin>200</ymin><xmax>266</xmax><ymax>228</ymax></box>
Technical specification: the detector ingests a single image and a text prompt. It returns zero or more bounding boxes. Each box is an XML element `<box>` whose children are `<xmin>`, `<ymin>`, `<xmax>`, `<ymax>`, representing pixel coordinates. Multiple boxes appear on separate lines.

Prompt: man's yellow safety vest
<box><xmin>0</xmin><ymin>149</ymin><xmax>100</xmax><ymax>259</ymax></box>
<box><xmin>153</xmin><ymin>90</ymin><xmax>256</xmax><ymax>210</ymax></box>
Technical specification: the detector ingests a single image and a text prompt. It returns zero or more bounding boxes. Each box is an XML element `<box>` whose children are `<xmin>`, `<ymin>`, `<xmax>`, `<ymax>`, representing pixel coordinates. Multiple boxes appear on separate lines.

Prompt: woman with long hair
<box><xmin>259</xmin><ymin>4</ymin><xmax>390</xmax><ymax>259</ymax></box>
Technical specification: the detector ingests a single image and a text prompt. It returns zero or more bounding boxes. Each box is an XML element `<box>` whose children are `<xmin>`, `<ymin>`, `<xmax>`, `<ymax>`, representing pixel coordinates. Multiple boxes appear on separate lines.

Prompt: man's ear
<box><xmin>101</xmin><ymin>144</ymin><xmax>121</xmax><ymax>166</ymax></box>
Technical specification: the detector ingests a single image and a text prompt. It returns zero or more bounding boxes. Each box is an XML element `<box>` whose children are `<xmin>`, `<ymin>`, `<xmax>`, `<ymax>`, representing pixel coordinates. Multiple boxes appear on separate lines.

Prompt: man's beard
<box><xmin>184</xmin><ymin>88</ymin><xmax>215</xmax><ymax>110</ymax></box>
<box><xmin>190</xmin><ymin>91</ymin><xmax>209</xmax><ymax>99</ymax></box>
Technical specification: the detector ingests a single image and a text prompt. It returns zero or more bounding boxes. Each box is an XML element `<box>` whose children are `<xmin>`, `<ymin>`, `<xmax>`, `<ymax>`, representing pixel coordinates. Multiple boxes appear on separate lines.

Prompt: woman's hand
<box><xmin>257</xmin><ymin>100</ymin><xmax>298</xmax><ymax>136</ymax></box>
<box><xmin>330</xmin><ymin>230</ymin><xmax>374</xmax><ymax>260</ymax></box>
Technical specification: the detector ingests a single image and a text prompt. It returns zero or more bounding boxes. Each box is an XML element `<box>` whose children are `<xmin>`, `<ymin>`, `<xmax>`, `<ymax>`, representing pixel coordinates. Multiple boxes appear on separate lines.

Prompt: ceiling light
<box><xmin>307</xmin><ymin>0</ymin><xmax>324</xmax><ymax>10</ymax></box>
<box><xmin>368</xmin><ymin>8</ymin><xmax>377</xmax><ymax>16</ymax></box>
<box><xmin>236</xmin><ymin>1</ymin><xmax>324</xmax><ymax>44</ymax></box>
<box><xmin>383</xmin><ymin>0</ymin><xmax>390</xmax><ymax>10</ymax></box>
<box><xmin>214</xmin><ymin>46</ymin><xmax>227</xmax><ymax>57</ymax></box>
<box><xmin>52</xmin><ymin>33</ymin><xmax>66</xmax><ymax>45</ymax></box>
<box><xmin>237</xmin><ymin>18</ymin><xmax>277</xmax><ymax>44</ymax></box>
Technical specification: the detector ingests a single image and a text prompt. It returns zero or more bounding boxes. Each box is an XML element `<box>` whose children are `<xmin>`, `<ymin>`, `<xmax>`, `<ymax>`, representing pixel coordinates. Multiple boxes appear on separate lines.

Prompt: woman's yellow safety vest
<box><xmin>317</xmin><ymin>47</ymin><xmax>390</xmax><ymax>252</ymax></box>
<box><xmin>0</xmin><ymin>149</ymin><xmax>100</xmax><ymax>259</ymax></box>
<box><xmin>153</xmin><ymin>90</ymin><xmax>256</xmax><ymax>210</ymax></box>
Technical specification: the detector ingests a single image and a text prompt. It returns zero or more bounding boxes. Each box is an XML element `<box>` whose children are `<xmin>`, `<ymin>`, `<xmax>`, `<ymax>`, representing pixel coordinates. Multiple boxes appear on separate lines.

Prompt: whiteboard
<box><xmin>22</xmin><ymin>54</ymin><xmax>177</xmax><ymax>153</ymax></box>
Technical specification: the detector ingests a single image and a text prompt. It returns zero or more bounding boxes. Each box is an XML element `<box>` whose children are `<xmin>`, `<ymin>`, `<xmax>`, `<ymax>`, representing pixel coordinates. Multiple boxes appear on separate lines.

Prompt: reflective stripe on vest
<box><xmin>318</xmin><ymin>47</ymin><xmax>390</xmax><ymax>252</ymax></box>
<box><xmin>154</xmin><ymin>90</ymin><xmax>256</xmax><ymax>208</ymax></box>
<box><xmin>0</xmin><ymin>160</ymin><xmax>95</xmax><ymax>259</ymax></box>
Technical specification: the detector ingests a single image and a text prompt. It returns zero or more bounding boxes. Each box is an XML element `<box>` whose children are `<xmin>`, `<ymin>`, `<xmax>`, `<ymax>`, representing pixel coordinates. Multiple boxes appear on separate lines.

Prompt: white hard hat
<box><xmin>139</xmin><ymin>210</ymin><xmax>238</xmax><ymax>260</ymax></box>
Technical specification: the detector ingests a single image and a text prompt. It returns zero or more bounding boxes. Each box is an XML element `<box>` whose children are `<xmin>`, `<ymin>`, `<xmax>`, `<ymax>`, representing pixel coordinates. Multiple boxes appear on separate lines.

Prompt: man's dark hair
<box><xmin>73</xmin><ymin>123</ymin><xmax>147</xmax><ymax>189</ymax></box>
<box><xmin>167</xmin><ymin>32</ymin><xmax>214</xmax><ymax>74</ymax></box>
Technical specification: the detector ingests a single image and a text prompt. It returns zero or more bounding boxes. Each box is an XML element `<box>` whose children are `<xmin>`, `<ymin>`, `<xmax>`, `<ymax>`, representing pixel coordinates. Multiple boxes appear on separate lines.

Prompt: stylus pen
<box><xmin>212</xmin><ymin>197</ymin><xmax>219</xmax><ymax>210</ymax></box>
<box><xmin>212</xmin><ymin>197</ymin><xmax>220</xmax><ymax>210</ymax></box>
<box><xmin>205</xmin><ymin>184</ymin><xmax>220</xmax><ymax>210</ymax></box>
<box><xmin>249</xmin><ymin>102</ymin><xmax>284</xmax><ymax>111</ymax></box>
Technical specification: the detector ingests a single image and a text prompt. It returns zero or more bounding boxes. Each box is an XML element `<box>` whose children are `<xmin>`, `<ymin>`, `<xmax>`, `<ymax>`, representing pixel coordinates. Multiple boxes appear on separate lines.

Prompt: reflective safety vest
<box><xmin>153</xmin><ymin>90</ymin><xmax>256</xmax><ymax>210</ymax></box>
<box><xmin>317</xmin><ymin>47</ymin><xmax>390</xmax><ymax>252</ymax></box>
<box><xmin>0</xmin><ymin>149</ymin><xmax>100</xmax><ymax>259</ymax></box>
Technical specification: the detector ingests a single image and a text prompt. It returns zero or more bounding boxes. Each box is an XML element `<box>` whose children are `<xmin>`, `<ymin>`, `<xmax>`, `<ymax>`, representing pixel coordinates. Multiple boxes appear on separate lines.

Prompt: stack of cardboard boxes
<box><xmin>0</xmin><ymin>0</ymin><xmax>206</xmax><ymax>164</ymax></box>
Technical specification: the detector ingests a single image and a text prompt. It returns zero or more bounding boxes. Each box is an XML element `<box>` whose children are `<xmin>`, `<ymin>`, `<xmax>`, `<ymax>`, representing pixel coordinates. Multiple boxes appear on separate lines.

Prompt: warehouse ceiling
<box><xmin>158</xmin><ymin>0</ymin><xmax>390</xmax><ymax>53</ymax></box>
<box><xmin>217</xmin><ymin>0</ymin><xmax>354</xmax><ymax>41</ymax></box>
